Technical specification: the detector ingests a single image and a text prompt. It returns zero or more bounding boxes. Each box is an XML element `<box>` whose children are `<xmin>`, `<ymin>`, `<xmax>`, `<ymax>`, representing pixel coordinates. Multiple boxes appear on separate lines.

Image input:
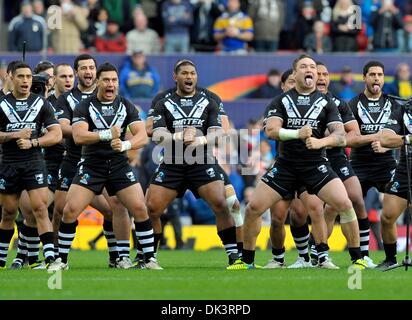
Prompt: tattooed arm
<box><xmin>306</xmin><ymin>122</ymin><xmax>346</xmax><ymax>150</ymax></box>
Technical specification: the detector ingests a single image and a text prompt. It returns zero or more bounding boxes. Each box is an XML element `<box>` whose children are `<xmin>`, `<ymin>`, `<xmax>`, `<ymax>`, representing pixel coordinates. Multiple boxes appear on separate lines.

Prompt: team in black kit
<box><xmin>0</xmin><ymin>53</ymin><xmax>408</xmax><ymax>272</ymax></box>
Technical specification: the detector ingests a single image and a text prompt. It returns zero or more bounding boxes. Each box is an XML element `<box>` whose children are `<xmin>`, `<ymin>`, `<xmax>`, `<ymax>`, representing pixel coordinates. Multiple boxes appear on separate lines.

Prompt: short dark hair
<box><xmin>33</xmin><ymin>60</ymin><xmax>54</xmax><ymax>75</ymax></box>
<box><xmin>363</xmin><ymin>61</ymin><xmax>385</xmax><ymax>76</ymax></box>
<box><xmin>281</xmin><ymin>69</ymin><xmax>293</xmax><ymax>84</ymax></box>
<box><xmin>96</xmin><ymin>62</ymin><xmax>118</xmax><ymax>79</ymax></box>
<box><xmin>267</xmin><ymin>69</ymin><xmax>280</xmax><ymax>77</ymax></box>
<box><xmin>12</xmin><ymin>61</ymin><xmax>31</xmax><ymax>75</ymax></box>
<box><xmin>6</xmin><ymin>60</ymin><xmax>22</xmax><ymax>74</ymax></box>
<box><xmin>174</xmin><ymin>59</ymin><xmax>196</xmax><ymax>74</ymax></box>
<box><xmin>292</xmin><ymin>54</ymin><xmax>315</xmax><ymax>71</ymax></box>
<box><xmin>315</xmin><ymin>61</ymin><xmax>327</xmax><ymax>68</ymax></box>
<box><xmin>54</xmin><ymin>63</ymin><xmax>72</xmax><ymax>76</ymax></box>
<box><xmin>74</xmin><ymin>54</ymin><xmax>97</xmax><ymax>71</ymax></box>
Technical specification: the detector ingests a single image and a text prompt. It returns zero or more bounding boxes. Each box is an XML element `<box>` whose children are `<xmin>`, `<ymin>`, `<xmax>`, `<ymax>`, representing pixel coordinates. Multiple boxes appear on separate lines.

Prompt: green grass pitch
<box><xmin>0</xmin><ymin>249</ymin><xmax>411</xmax><ymax>300</ymax></box>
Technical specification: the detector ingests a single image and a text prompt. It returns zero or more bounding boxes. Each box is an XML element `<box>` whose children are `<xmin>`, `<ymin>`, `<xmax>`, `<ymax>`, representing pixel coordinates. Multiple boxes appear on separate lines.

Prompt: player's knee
<box><xmin>146</xmin><ymin>200</ymin><xmax>163</xmax><ymax>218</ymax></box>
<box><xmin>129</xmin><ymin>202</ymin><xmax>148</xmax><ymax>219</ymax></box>
<box><xmin>245</xmin><ymin>202</ymin><xmax>262</xmax><ymax>219</ymax></box>
<box><xmin>31</xmin><ymin>202</ymin><xmax>48</xmax><ymax>218</ymax></box>
<box><xmin>211</xmin><ymin>196</ymin><xmax>229</xmax><ymax>215</ymax></box>
<box><xmin>0</xmin><ymin>207</ymin><xmax>18</xmax><ymax>224</ymax></box>
<box><xmin>339</xmin><ymin>207</ymin><xmax>357</xmax><ymax>224</ymax></box>
<box><xmin>62</xmin><ymin>202</ymin><xmax>80</xmax><ymax>223</ymax></box>
<box><xmin>332</xmin><ymin>197</ymin><xmax>352</xmax><ymax>213</ymax></box>
<box><xmin>381</xmin><ymin>211</ymin><xmax>397</xmax><ymax>226</ymax></box>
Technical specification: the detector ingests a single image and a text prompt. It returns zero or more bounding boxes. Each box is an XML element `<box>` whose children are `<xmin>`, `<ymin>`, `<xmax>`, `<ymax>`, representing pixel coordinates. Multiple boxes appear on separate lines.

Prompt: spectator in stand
<box><xmin>329</xmin><ymin>65</ymin><xmax>363</xmax><ymax>101</ymax></box>
<box><xmin>191</xmin><ymin>0</ymin><xmax>223</xmax><ymax>52</ymax></box>
<box><xmin>251</xmin><ymin>69</ymin><xmax>282</xmax><ymax>99</ymax></box>
<box><xmin>49</xmin><ymin>0</ymin><xmax>89</xmax><ymax>54</ymax></box>
<box><xmin>294</xmin><ymin>0</ymin><xmax>322</xmax><ymax>50</ymax></box>
<box><xmin>398</xmin><ymin>14</ymin><xmax>412</xmax><ymax>52</ymax></box>
<box><xmin>330</xmin><ymin>0</ymin><xmax>360</xmax><ymax>52</ymax></box>
<box><xmin>140</xmin><ymin>0</ymin><xmax>164</xmax><ymax>35</ymax></box>
<box><xmin>119</xmin><ymin>50</ymin><xmax>160</xmax><ymax>99</ymax></box>
<box><xmin>162</xmin><ymin>0</ymin><xmax>193</xmax><ymax>54</ymax></box>
<box><xmin>8</xmin><ymin>0</ymin><xmax>47</xmax><ymax>52</ymax></box>
<box><xmin>102</xmin><ymin>0</ymin><xmax>138</xmax><ymax>32</ymax></box>
<box><xmin>384</xmin><ymin>62</ymin><xmax>412</xmax><ymax>99</ymax></box>
<box><xmin>248</xmin><ymin>0</ymin><xmax>285</xmax><ymax>52</ymax></box>
<box><xmin>126</xmin><ymin>7</ymin><xmax>161</xmax><ymax>54</ymax></box>
<box><xmin>304</xmin><ymin>19</ymin><xmax>332</xmax><ymax>53</ymax></box>
<box><xmin>95</xmin><ymin>19</ymin><xmax>127</xmax><ymax>52</ymax></box>
<box><xmin>278</xmin><ymin>0</ymin><xmax>299</xmax><ymax>50</ymax></box>
<box><xmin>33</xmin><ymin>0</ymin><xmax>46</xmax><ymax>18</ymax></box>
<box><xmin>81</xmin><ymin>0</ymin><xmax>103</xmax><ymax>50</ymax></box>
<box><xmin>213</xmin><ymin>0</ymin><xmax>254</xmax><ymax>54</ymax></box>
<box><xmin>371</xmin><ymin>0</ymin><xmax>403</xmax><ymax>52</ymax></box>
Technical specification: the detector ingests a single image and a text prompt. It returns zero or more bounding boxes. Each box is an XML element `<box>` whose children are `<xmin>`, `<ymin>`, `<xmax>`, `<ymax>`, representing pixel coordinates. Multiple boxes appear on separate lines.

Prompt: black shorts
<box><xmin>351</xmin><ymin>160</ymin><xmax>396</xmax><ymax>196</ymax></box>
<box><xmin>46</xmin><ymin>158</ymin><xmax>63</xmax><ymax>193</ymax></box>
<box><xmin>72</xmin><ymin>159</ymin><xmax>138</xmax><ymax>196</ymax></box>
<box><xmin>151</xmin><ymin>163</ymin><xmax>224</xmax><ymax>198</ymax></box>
<box><xmin>0</xmin><ymin>160</ymin><xmax>48</xmax><ymax>194</ymax></box>
<box><xmin>385</xmin><ymin>165</ymin><xmax>409</xmax><ymax>200</ymax></box>
<box><xmin>215</xmin><ymin>164</ymin><xmax>231</xmax><ymax>186</ymax></box>
<box><xmin>56</xmin><ymin>158</ymin><xmax>80</xmax><ymax>191</ymax></box>
<box><xmin>261</xmin><ymin>158</ymin><xmax>338</xmax><ymax>198</ymax></box>
<box><xmin>329</xmin><ymin>155</ymin><xmax>356</xmax><ymax>182</ymax></box>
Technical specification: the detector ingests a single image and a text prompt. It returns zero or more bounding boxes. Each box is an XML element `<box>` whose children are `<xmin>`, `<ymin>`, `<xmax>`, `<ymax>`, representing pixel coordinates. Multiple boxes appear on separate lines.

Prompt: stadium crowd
<box><xmin>4</xmin><ymin>0</ymin><xmax>412</xmax><ymax>54</ymax></box>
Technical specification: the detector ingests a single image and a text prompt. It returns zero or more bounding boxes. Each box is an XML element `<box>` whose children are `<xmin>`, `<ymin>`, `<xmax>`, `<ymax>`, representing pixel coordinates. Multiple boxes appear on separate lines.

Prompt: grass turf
<box><xmin>0</xmin><ymin>249</ymin><xmax>410</xmax><ymax>300</ymax></box>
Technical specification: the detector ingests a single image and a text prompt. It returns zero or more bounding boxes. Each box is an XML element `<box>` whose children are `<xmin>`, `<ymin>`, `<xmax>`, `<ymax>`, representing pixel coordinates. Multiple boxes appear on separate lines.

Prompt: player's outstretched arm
<box><xmin>36</xmin><ymin>124</ymin><xmax>62</xmax><ymax>147</ymax></box>
<box><xmin>306</xmin><ymin>122</ymin><xmax>346</xmax><ymax>150</ymax></box>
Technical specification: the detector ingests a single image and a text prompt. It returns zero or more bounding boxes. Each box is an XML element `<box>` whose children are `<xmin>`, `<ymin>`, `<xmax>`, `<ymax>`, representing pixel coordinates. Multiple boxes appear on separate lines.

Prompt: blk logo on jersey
<box><xmin>80</xmin><ymin>174</ymin><xmax>90</xmax><ymax>185</ymax></box>
<box><xmin>340</xmin><ymin>166</ymin><xmax>350</xmax><ymax>176</ymax></box>
<box><xmin>317</xmin><ymin>164</ymin><xmax>328</xmax><ymax>174</ymax></box>
<box><xmin>126</xmin><ymin>171</ymin><xmax>136</xmax><ymax>182</ymax></box>
<box><xmin>35</xmin><ymin>173</ymin><xmax>44</xmax><ymax>184</ymax></box>
<box><xmin>390</xmin><ymin>181</ymin><xmax>400</xmax><ymax>193</ymax></box>
<box><xmin>155</xmin><ymin>171</ymin><xmax>165</xmax><ymax>183</ymax></box>
<box><xmin>206</xmin><ymin>167</ymin><xmax>215</xmax><ymax>178</ymax></box>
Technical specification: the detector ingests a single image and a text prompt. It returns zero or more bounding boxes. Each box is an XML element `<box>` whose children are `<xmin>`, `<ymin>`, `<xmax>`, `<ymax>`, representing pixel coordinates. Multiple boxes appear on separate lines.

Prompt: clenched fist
<box><xmin>305</xmin><ymin>137</ymin><xmax>323</xmax><ymax>150</ymax></box>
<box><xmin>110</xmin><ymin>126</ymin><xmax>121</xmax><ymax>140</ymax></box>
<box><xmin>111</xmin><ymin>138</ymin><xmax>122</xmax><ymax>152</ymax></box>
<box><xmin>183</xmin><ymin>127</ymin><xmax>196</xmax><ymax>145</ymax></box>
<box><xmin>16</xmin><ymin>139</ymin><xmax>32</xmax><ymax>150</ymax></box>
<box><xmin>298</xmin><ymin>125</ymin><xmax>312</xmax><ymax>140</ymax></box>
<box><xmin>15</xmin><ymin>128</ymin><xmax>32</xmax><ymax>140</ymax></box>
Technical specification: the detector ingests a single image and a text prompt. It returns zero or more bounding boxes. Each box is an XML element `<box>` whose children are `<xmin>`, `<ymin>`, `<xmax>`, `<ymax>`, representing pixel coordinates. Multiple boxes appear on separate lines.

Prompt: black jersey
<box><xmin>56</xmin><ymin>87</ymin><xmax>97</xmax><ymax>161</ymax></box>
<box><xmin>44</xmin><ymin>93</ymin><xmax>65</xmax><ymax>161</ymax></box>
<box><xmin>326</xmin><ymin>92</ymin><xmax>356</xmax><ymax>158</ymax></box>
<box><xmin>349</xmin><ymin>93</ymin><xmax>398</xmax><ymax>163</ymax></box>
<box><xmin>384</xmin><ymin>104</ymin><xmax>412</xmax><ymax>168</ymax></box>
<box><xmin>152</xmin><ymin>91</ymin><xmax>221</xmax><ymax>164</ymax></box>
<box><xmin>72</xmin><ymin>95</ymin><xmax>141</xmax><ymax>160</ymax></box>
<box><xmin>263</xmin><ymin>88</ymin><xmax>342</xmax><ymax>163</ymax></box>
<box><xmin>148</xmin><ymin>87</ymin><xmax>227</xmax><ymax>118</ymax></box>
<box><xmin>0</xmin><ymin>92</ymin><xmax>58</xmax><ymax>163</ymax></box>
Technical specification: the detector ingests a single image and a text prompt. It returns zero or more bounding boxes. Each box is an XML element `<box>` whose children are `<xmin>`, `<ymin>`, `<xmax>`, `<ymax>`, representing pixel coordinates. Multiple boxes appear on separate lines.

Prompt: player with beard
<box><xmin>0</xmin><ymin>62</ymin><xmax>62</xmax><ymax>269</ymax></box>
<box><xmin>48</xmin><ymin>63</ymin><xmax>157</xmax><ymax>271</ymax></box>
<box><xmin>53</xmin><ymin>55</ymin><xmax>131</xmax><ymax>268</ymax></box>
<box><xmin>228</xmin><ymin>54</ymin><xmax>367</xmax><ymax>270</ymax></box>
<box><xmin>145</xmin><ymin>65</ymin><xmax>243</xmax><ymax>259</ymax></box>
<box><xmin>348</xmin><ymin>61</ymin><xmax>398</xmax><ymax>263</ymax></box>
<box><xmin>146</xmin><ymin>60</ymin><xmax>240</xmax><ymax>267</ymax></box>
